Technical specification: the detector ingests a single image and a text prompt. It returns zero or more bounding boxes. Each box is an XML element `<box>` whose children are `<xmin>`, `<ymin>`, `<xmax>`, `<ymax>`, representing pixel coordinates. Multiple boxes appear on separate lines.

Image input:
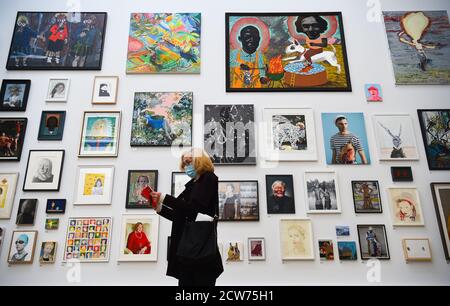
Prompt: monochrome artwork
<box><xmin>304</xmin><ymin>171</ymin><xmax>340</xmax><ymax>213</ymax></box>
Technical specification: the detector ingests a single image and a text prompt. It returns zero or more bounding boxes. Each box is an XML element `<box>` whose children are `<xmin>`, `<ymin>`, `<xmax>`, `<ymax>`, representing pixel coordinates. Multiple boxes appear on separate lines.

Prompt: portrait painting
<box><xmin>171</xmin><ymin>172</ymin><xmax>191</xmax><ymax>197</ymax></box>
<box><xmin>0</xmin><ymin>79</ymin><xmax>30</xmax><ymax>111</ymax></box>
<box><xmin>46</xmin><ymin>78</ymin><xmax>69</xmax><ymax>102</ymax></box>
<box><xmin>39</xmin><ymin>241</ymin><xmax>57</xmax><ymax>264</ymax></box>
<box><xmin>351</xmin><ymin>181</ymin><xmax>382</xmax><ymax>214</ymax></box>
<box><xmin>8</xmin><ymin>230</ymin><xmax>37</xmax><ymax>264</ymax></box>
<box><xmin>45</xmin><ymin>199</ymin><xmax>66</xmax><ymax>214</ymax></box>
<box><xmin>337</xmin><ymin>241</ymin><xmax>357</xmax><ymax>261</ymax></box>
<box><xmin>430</xmin><ymin>183</ymin><xmax>450</xmax><ymax>260</ymax></box>
<box><xmin>15</xmin><ymin>199</ymin><xmax>37</xmax><ymax>226</ymax></box>
<box><xmin>0</xmin><ymin>172</ymin><xmax>19</xmax><ymax>219</ymax></box>
<box><xmin>38</xmin><ymin>111</ymin><xmax>66</xmax><ymax>140</ymax></box>
<box><xmin>91</xmin><ymin>76</ymin><xmax>118</xmax><ymax>104</ymax></box>
<box><xmin>280</xmin><ymin>219</ymin><xmax>314</xmax><ymax>260</ymax></box>
<box><xmin>304</xmin><ymin>171</ymin><xmax>341</xmax><ymax>214</ymax></box>
<box><xmin>265</xmin><ymin>175</ymin><xmax>295</xmax><ymax>214</ymax></box>
<box><xmin>218</xmin><ymin>181</ymin><xmax>259</xmax><ymax>221</ymax></box>
<box><xmin>225</xmin><ymin>241</ymin><xmax>244</xmax><ymax>261</ymax></box>
<box><xmin>126</xmin><ymin>170</ymin><xmax>158</xmax><ymax>209</ymax></box>
<box><xmin>318</xmin><ymin>239</ymin><xmax>335</xmax><ymax>261</ymax></box>
<box><xmin>364</xmin><ymin>84</ymin><xmax>383</xmax><ymax>102</ymax></box>
<box><xmin>248</xmin><ymin>237</ymin><xmax>266</xmax><ymax>261</ymax></box>
<box><xmin>74</xmin><ymin>165</ymin><xmax>114</xmax><ymax>205</ymax></box>
<box><xmin>23</xmin><ymin>150</ymin><xmax>64</xmax><ymax>191</ymax></box>
<box><xmin>357</xmin><ymin>225</ymin><xmax>390</xmax><ymax>260</ymax></box>
<box><xmin>387</xmin><ymin>187</ymin><xmax>424</xmax><ymax>227</ymax></box>
<box><xmin>0</xmin><ymin>118</ymin><xmax>27</xmax><ymax>161</ymax></box>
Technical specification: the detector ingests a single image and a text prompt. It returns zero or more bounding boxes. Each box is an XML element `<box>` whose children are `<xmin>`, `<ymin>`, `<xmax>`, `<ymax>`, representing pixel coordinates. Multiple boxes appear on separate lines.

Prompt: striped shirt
<box><xmin>330</xmin><ymin>133</ymin><xmax>363</xmax><ymax>164</ymax></box>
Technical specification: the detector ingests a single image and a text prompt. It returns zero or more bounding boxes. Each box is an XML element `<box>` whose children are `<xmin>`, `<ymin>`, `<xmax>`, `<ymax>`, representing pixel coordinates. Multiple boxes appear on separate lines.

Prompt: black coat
<box><xmin>158</xmin><ymin>171</ymin><xmax>224</xmax><ymax>280</ymax></box>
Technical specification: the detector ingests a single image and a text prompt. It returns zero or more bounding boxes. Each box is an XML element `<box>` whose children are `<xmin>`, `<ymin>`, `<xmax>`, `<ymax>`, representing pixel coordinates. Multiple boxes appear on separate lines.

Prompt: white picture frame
<box><xmin>248</xmin><ymin>237</ymin><xmax>266</xmax><ymax>261</ymax></box>
<box><xmin>402</xmin><ymin>238</ymin><xmax>432</xmax><ymax>262</ymax></box>
<box><xmin>280</xmin><ymin>218</ymin><xmax>315</xmax><ymax>261</ymax></box>
<box><xmin>46</xmin><ymin>78</ymin><xmax>70</xmax><ymax>102</ymax></box>
<box><xmin>92</xmin><ymin>76</ymin><xmax>119</xmax><ymax>104</ymax></box>
<box><xmin>0</xmin><ymin>172</ymin><xmax>19</xmax><ymax>219</ymax></box>
<box><xmin>304</xmin><ymin>171</ymin><xmax>341</xmax><ymax>214</ymax></box>
<box><xmin>74</xmin><ymin>165</ymin><xmax>115</xmax><ymax>205</ymax></box>
<box><xmin>387</xmin><ymin>187</ymin><xmax>425</xmax><ymax>227</ymax></box>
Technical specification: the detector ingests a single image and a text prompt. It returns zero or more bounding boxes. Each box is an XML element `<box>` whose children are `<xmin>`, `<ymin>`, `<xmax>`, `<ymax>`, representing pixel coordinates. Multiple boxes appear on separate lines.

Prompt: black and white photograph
<box><xmin>15</xmin><ymin>199</ymin><xmax>37</xmax><ymax>225</ymax></box>
<box><xmin>46</xmin><ymin>78</ymin><xmax>70</xmax><ymax>102</ymax></box>
<box><xmin>7</xmin><ymin>230</ymin><xmax>37</xmax><ymax>264</ymax></box>
<box><xmin>218</xmin><ymin>181</ymin><xmax>259</xmax><ymax>221</ymax></box>
<box><xmin>204</xmin><ymin>104</ymin><xmax>256</xmax><ymax>165</ymax></box>
<box><xmin>265</xmin><ymin>175</ymin><xmax>295</xmax><ymax>214</ymax></box>
<box><xmin>357</xmin><ymin>224</ymin><xmax>390</xmax><ymax>260</ymax></box>
<box><xmin>92</xmin><ymin>76</ymin><xmax>118</xmax><ymax>104</ymax></box>
<box><xmin>0</xmin><ymin>79</ymin><xmax>30</xmax><ymax>111</ymax></box>
<box><xmin>23</xmin><ymin>150</ymin><xmax>65</xmax><ymax>191</ymax></box>
<box><xmin>304</xmin><ymin>171</ymin><xmax>341</xmax><ymax>213</ymax></box>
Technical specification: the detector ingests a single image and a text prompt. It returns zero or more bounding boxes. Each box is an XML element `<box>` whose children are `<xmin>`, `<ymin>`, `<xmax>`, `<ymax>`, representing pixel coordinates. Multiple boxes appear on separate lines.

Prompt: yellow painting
<box><xmin>0</xmin><ymin>179</ymin><xmax>8</xmax><ymax>209</ymax></box>
<box><xmin>83</xmin><ymin>173</ymin><xmax>105</xmax><ymax>196</ymax></box>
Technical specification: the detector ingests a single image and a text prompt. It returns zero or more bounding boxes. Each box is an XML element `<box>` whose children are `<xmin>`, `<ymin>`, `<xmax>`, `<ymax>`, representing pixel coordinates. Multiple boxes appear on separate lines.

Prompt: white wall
<box><xmin>0</xmin><ymin>0</ymin><xmax>449</xmax><ymax>285</ymax></box>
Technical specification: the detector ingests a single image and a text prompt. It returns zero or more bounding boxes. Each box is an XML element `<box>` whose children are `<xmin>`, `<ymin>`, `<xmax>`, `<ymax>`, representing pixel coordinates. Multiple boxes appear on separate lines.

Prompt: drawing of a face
<box><xmin>37</xmin><ymin>159</ymin><xmax>53</xmax><ymax>179</ymax></box>
<box><xmin>398</xmin><ymin>200</ymin><xmax>415</xmax><ymax>217</ymax></box>
<box><xmin>288</xmin><ymin>226</ymin><xmax>304</xmax><ymax>250</ymax></box>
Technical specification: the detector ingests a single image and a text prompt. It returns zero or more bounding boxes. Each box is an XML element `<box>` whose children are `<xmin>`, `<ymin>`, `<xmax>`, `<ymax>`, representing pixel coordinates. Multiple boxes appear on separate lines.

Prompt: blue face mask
<box><xmin>185</xmin><ymin>164</ymin><xmax>197</xmax><ymax>178</ymax></box>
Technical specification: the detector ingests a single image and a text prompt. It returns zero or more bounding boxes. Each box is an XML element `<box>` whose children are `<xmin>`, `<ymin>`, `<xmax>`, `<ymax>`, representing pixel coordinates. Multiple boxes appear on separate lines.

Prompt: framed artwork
<box><xmin>417</xmin><ymin>109</ymin><xmax>450</xmax><ymax>170</ymax></box>
<box><xmin>357</xmin><ymin>225</ymin><xmax>390</xmax><ymax>260</ymax></box>
<box><xmin>0</xmin><ymin>79</ymin><xmax>30</xmax><ymax>111</ymax></box>
<box><xmin>263</xmin><ymin>108</ymin><xmax>317</xmax><ymax>161</ymax></box>
<box><xmin>0</xmin><ymin>228</ymin><xmax>4</xmax><ymax>255</ymax></box>
<box><xmin>318</xmin><ymin>239</ymin><xmax>335</xmax><ymax>261</ymax></box>
<box><xmin>248</xmin><ymin>237</ymin><xmax>266</xmax><ymax>261</ymax></box>
<box><xmin>304</xmin><ymin>171</ymin><xmax>341</xmax><ymax>214</ymax></box>
<box><xmin>387</xmin><ymin>187</ymin><xmax>424</xmax><ymax>227</ymax></box>
<box><xmin>391</xmin><ymin>167</ymin><xmax>413</xmax><ymax>182</ymax></box>
<box><xmin>118</xmin><ymin>214</ymin><xmax>159</xmax><ymax>262</ymax></box>
<box><xmin>402</xmin><ymin>238</ymin><xmax>432</xmax><ymax>262</ymax></box>
<box><xmin>265</xmin><ymin>175</ymin><xmax>295</xmax><ymax>214</ymax></box>
<box><xmin>364</xmin><ymin>84</ymin><xmax>383</xmax><ymax>102</ymax></box>
<box><xmin>46</xmin><ymin>199</ymin><xmax>66</xmax><ymax>214</ymax></box>
<box><xmin>171</xmin><ymin>172</ymin><xmax>191</xmax><ymax>197</ymax></box>
<box><xmin>0</xmin><ymin>118</ymin><xmax>27</xmax><ymax>161</ymax></box>
<box><xmin>16</xmin><ymin>199</ymin><xmax>37</xmax><ymax>226</ymax></box>
<box><xmin>46</xmin><ymin>78</ymin><xmax>70</xmax><ymax>102</ymax></box>
<box><xmin>430</xmin><ymin>183</ymin><xmax>450</xmax><ymax>260</ymax></box>
<box><xmin>79</xmin><ymin>111</ymin><xmax>121</xmax><ymax>157</ymax></box>
<box><xmin>45</xmin><ymin>218</ymin><xmax>59</xmax><ymax>230</ymax></box>
<box><xmin>6</xmin><ymin>12</ymin><xmax>107</xmax><ymax>70</ymax></box>
<box><xmin>336</xmin><ymin>225</ymin><xmax>350</xmax><ymax>237</ymax></box>
<box><xmin>91</xmin><ymin>76</ymin><xmax>118</xmax><ymax>104</ymax></box>
<box><xmin>125</xmin><ymin>170</ymin><xmax>158</xmax><ymax>209</ymax></box>
<box><xmin>226</xmin><ymin>12</ymin><xmax>351</xmax><ymax>92</ymax></box>
<box><xmin>218</xmin><ymin>181</ymin><xmax>259</xmax><ymax>221</ymax></box>
<box><xmin>74</xmin><ymin>165</ymin><xmax>115</xmax><ymax>205</ymax></box>
<box><xmin>373</xmin><ymin>114</ymin><xmax>419</xmax><ymax>160</ymax></box>
<box><xmin>351</xmin><ymin>181</ymin><xmax>382</xmax><ymax>214</ymax></box>
<box><xmin>0</xmin><ymin>172</ymin><xmax>19</xmax><ymax>219</ymax></box>
<box><xmin>7</xmin><ymin>230</ymin><xmax>37</xmax><ymax>264</ymax></box>
<box><xmin>126</xmin><ymin>13</ymin><xmax>201</xmax><ymax>74</ymax></box>
<box><xmin>204</xmin><ymin>104</ymin><xmax>256</xmax><ymax>165</ymax></box>
<box><xmin>337</xmin><ymin>241</ymin><xmax>357</xmax><ymax>261</ymax></box>
<box><xmin>23</xmin><ymin>150</ymin><xmax>65</xmax><ymax>191</ymax></box>
<box><xmin>131</xmin><ymin>92</ymin><xmax>192</xmax><ymax>147</ymax></box>
<box><xmin>39</xmin><ymin>241</ymin><xmax>57</xmax><ymax>264</ymax></box>
<box><xmin>225</xmin><ymin>242</ymin><xmax>244</xmax><ymax>261</ymax></box>
<box><xmin>63</xmin><ymin>217</ymin><xmax>112</xmax><ymax>262</ymax></box>
<box><xmin>382</xmin><ymin>11</ymin><xmax>450</xmax><ymax>85</ymax></box>
<box><xmin>280</xmin><ymin>219</ymin><xmax>314</xmax><ymax>260</ymax></box>
<box><xmin>321</xmin><ymin>112</ymin><xmax>371</xmax><ymax>165</ymax></box>
<box><xmin>38</xmin><ymin>111</ymin><xmax>66</xmax><ymax>140</ymax></box>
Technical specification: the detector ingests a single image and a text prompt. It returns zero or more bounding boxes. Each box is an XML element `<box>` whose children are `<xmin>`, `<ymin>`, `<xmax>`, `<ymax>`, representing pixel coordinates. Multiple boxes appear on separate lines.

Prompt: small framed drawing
<box><xmin>263</xmin><ymin>108</ymin><xmax>317</xmax><ymax>161</ymax></box>
<box><xmin>225</xmin><ymin>241</ymin><xmax>244</xmax><ymax>262</ymax></box>
<box><xmin>0</xmin><ymin>118</ymin><xmax>27</xmax><ymax>161</ymax></box>
<box><xmin>171</xmin><ymin>172</ymin><xmax>191</xmax><ymax>197</ymax></box>
<box><xmin>337</xmin><ymin>241</ymin><xmax>358</xmax><ymax>261</ymax></box>
<box><xmin>126</xmin><ymin>170</ymin><xmax>158</xmax><ymax>209</ymax></box>
<box><xmin>351</xmin><ymin>181</ymin><xmax>382</xmax><ymax>214</ymax></box>
<box><xmin>364</xmin><ymin>84</ymin><xmax>383</xmax><ymax>102</ymax></box>
<box><xmin>280</xmin><ymin>219</ymin><xmax>314</xmax><ymax>261</ymax></box>
<box><xmin>63</xmin><ymin>217</ymin><xmax>112</xmax><ymax>262</ymax></box>
<box><xmin>430</xmin><ymin>183</ymin><xmax>450</xmax><ymax>260</ymax></box>
<box><xmin>0</xmin><ymin>172</ymin><xmax>19</xmax><ymax>219</ymax></box>
<box><xmin>387</xmin><ymin>187</ymin><xmax>424</xmax><ymax>227</ymax></box>
<box><xmin>16</xmin><ymin>199</ymin><xmax>37</xmax><ymax>226</ymax></box>
<box><xmin>39</xmin><ymin>241</ymin><xmax>57</xmax><ymax>264</ymax></box>
<box><xmin>304</xmin><ymin>171</ymin><xmax>341</xmax><ymax>214</ymax></box>
<box><xmin>373</xmin><ymin>114</ymin><xmax>419</xmax><ymax>161</ymax></box>
<box><xmin>248</xmin><ymin>237</ymin><xmax>266</xmax><ymax>261</ymax></box>
<box><xmin>218</xmin><ymin>181</ymin><xmax>259</xmax><ymax>221</ymax></box>
<box><xmin>46</xmin><ymin>199</ymin><xmax>66</xmax><ymax>214</ymax></box>
<box><xmin>92</xmin><ymin>76</ymin><xmax>119</xmax><ymax>104</ymax></box>
<box><xmin>402</xmin><ymin>238</ymin><xmax>432</xmax><ymax>262</ymax></box>
<box><xmin>23</xmin><ymin>150</ymin><xmax>65</xmax><ymax>191</ymax></box>
<box><xmin>38</xmin><ymin>111</ymin><xmax>66</xmax><ymax>140</ymax></box>
<box><xmin>357</xmin><ymin>224</ymin><xmax>390</xmax><ymax>260</ymax></box>
<box><xmin>46</xmin><ymin>78</ymin><xmax>70</xmax><ymax>102</ymax></box>
<box><xmin>266</xmin><ymin>175</ymin><xmax>295</xmax><ymax>214</ymax></box>
<box><xmin>74</xmin><ymin>165</ymin><xmax>115</xmax><ymax>205</ymax></box>
<box><xmin>0</xmin><ymin>79</ymin><xmax>30</xmax><ymax>111</ymax></box>
<box><xmin>8</xmin><ymin>230</ymin><xmax>38</xmax><ymax>264</ymax></box>
<box><xmin>318</xmin><ymin>239</ymin><xmax>335</xmax><ymax>261</ymax></box>
<box><xmin>118</xmin><ymin>214</ymin><xmax>159</xmax><ymax>262</ymax></box>
<box><xmin>79</xmin><ymin>111</ymin><xmax>121</xmax><ymax>157</ymax></box>
<box><xmin>45</xmin><ymin>218</ymin><xmax>59</xmax><ymax>230</ymax></box>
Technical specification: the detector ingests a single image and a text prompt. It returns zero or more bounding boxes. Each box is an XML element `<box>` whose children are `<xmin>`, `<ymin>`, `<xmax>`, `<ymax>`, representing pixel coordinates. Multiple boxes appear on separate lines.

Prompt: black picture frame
<box><xmin>417</xmin><ymin>109</ymin><xmax>450</xmax><ymax>170</ymax></box>
<box><xmin>38</xmin><ymin>110</ymin><xmax>66</xmax><ymax>140</ymax></box>
<box><xmin>0</xmin><ymin>117</ymin><xmax>27</xmax><ymax>162</ymax></box>
<box><xmin>225</xmin><ymin>12</ymin><xmax>352</xmax><ymax>92</ymax></box>
<box><xmin>265</xmin><ymin>174</ymin><xmax>296</xmax><ymax>214</ymax></box>
<box><xmin>391</xmin><ymin>167</ymin><xmax>413</xmax><ymax>182</ymax></box>
<box><xmin>125</xmin><ymin>170</ymin><xmax>158</xmax><ymax>209</ymax></box>
<box><xmin>430</xmin><ymin>183</ymin><xmax>450</xmax><ymax>260</ymax></box>
<box><xmin>6</xmin><ymin>12</ymin><xmax>107</xmax><ymax>71</ymax></box>
<box><xmin>356</xmin><ymin>224</ymin><xmax>390</xmax><ymax>260</ymax></box>
<box><xmin>218</xmin><ymin>180</ymin><xmax>260</xmax><ymax>221</ymax></box>
<box><xmin>351</xmin><ymin>180</ymin><xmax>383</xmax><ymax>214</ymax></box>
<box><xmin>0</xmin><ymin>79</ymin><xmax>31</xmax><ymax>111</ymax></box>
<box><xmin>22</xmin><ymin>150</ymin><xmax>65</xmax><ymax>191</ymax></box>
<box><xmin>171</xmin><ymin>171</ymin><xmax>190</xmax><ymax>197</ymax></box>
<box><xmin>16</xmin><ymin>199</ymin><xmax>38</xmax><ymax>226</ymax></box>
<box><xmin>45</xmin><ymin>199</ymin><xmax>66</xmax><ymax>214</ymax></box>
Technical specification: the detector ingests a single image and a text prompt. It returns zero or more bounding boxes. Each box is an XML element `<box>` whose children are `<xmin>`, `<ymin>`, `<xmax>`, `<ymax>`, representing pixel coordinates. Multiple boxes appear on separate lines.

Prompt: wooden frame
<box><xmin>7</xmin><ymin>230</ymin><xmax>38</xmax><ymax>264</ymax></box>
<box><xmin>91</xmin><ymin>76</ymin><xmax>119</xmax><ymax>104</ymax></box>
<box><xmin>402</xmin><ymin>238</ymin><xmax>432</xmax><ymax>262</ymax></box>
<box><xmin>430</xmin><ymin>182</ymin><xmax>450</xmax><ymax>260</ymax></box>
<box><xmin>0</xmin><ymin>172</ymin><xmax>19</xmax><ymax>219</ymax></box>
<box><xmin>280</xmin><ymin>218</ymin><xmax>315</xmax><ymax>261</ymax></box>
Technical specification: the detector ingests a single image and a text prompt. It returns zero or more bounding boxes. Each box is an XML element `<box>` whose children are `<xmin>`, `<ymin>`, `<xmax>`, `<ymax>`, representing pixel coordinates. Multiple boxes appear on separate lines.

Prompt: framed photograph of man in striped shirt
<box><xmin>321</xmin><ymin>112</ymin><xmax>371</xmax><ymax>165</ymax></box>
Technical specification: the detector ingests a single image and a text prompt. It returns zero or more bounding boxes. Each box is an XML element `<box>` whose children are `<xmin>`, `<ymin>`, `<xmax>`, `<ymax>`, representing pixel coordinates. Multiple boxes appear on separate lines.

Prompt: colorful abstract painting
<box><xmin>127</xmin><ymin>13</ymin><xmax>201</xmax><ymax>74</ymax></box>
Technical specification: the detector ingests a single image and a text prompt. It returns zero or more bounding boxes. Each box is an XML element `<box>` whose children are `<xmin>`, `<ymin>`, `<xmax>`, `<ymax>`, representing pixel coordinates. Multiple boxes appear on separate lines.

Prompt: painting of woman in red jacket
<box><xmin>126</xmin><ymin>222</ymin><xmax>151</xmax><ymax>254</ymax></box>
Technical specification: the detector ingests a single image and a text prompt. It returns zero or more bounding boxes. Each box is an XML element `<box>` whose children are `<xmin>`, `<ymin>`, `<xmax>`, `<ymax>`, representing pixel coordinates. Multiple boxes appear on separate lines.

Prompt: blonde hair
<box><xmin>180</xmin><ymin>148</ymin><xmax>214</xmax><ymax>175</ymax></box>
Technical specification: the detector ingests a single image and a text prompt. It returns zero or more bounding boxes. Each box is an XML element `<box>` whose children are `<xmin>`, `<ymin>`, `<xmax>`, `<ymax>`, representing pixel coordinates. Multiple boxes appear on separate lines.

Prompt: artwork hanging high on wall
<box><xmin>204</xmin><ymin>104</ymin><xmax>255</xmax><ymax>165</ymax></box>
<box><xmin>321</xmin><ymin>112</ymin><xmax>371</xmax><ymax>165</ymax></box>
<box><xmin>280</xmin><ymin>219</ymin><xmax>314</xmax><ymax>260</ymax></box>
<box><xmin>373</xmin><ymin>114</ymin><xmax>419</xmax><ymax>160</ymax></box>
<box><xmin>131</xmin><ymin>92</ymin><xmax>192</xmax><ymax>147</ymax></box>
<box><xmin>430</xmin><ymin>183</ymin><xmax>450</xmax><ymax>260</ymax></box>
<box><xmin>265</xmin><ymin>175</ymin><xmax>295</xmax><ymax>214</ymax></box>
<box><xmin>417</xmin><ymin>109</ymin><xmax>450</xmax><ymax>170</ymax></box>
<box><xmin>357</xmin><ymin>224</ymin><xmax>390</xmax><ymax>260</ymax></box>
<box><xmin>0</xmin><ymin>118</ymin><xmax>27</xmax><ymax>161</ymax></box>
<box><xmin>318</xmin><ymin>239</ymin><xmax>335</xmax><ymax>261</ymax></box>
<box><xmin>337</xmin><ymin>241</ymin><xmax>357</xmax><ymax>261</ymax></box>
<box><xmin>23</xmin><ymin>150</ymin><xmax>65</xmax><ymax>191</ymax></box>
<box><xmin>79</xmin><ymin>111</ymin><xmax>121</xmax><ymax>157</ymax></box>
<box><xmin>125</xmin><ymin>170</ymin><xmax>158</xmax><ymax>209</ymax></box>
<box><xmin>402</xmin><ymin>238</ymin><xmax>432</xmax><ymax>262</ymax></box>
<box><xmin>304</xmin><ymin>171</ymin><xmax>341</xmax><ymax>214</ymax></box>
<box><xmin>387</xmin><ymin>187</ymin><xmax>424</xmax><ymax>227</ymax></box>
<box><xmin>171</xmin><ymin>172</ymin><xmax>191</xmax><ymax>197</ymax></box>
<box><xmin>351</xmin><ymin>181</ymin><xmax>382</xmax><ymax>214</ymax></box>
<box><xmin>91</xmin><ymin>76</ymin><xmax>119</xmax><ymax>104</ymax></box>
<box><xmin>0</xmin><ymin>172</ymin><xmax>19</xmax><ymax>219</ymax></box>
<box><xmin>225</xmin><ymin>241</ymin><xmax>244</xmax><ymax>261</ymax></box>
<box><xmin>38</xmin><ymin>111</ymin><xmax>66</xmax><ymax>140</ymax></box>
<box><xmin>118</xmin><ymin>214</ymin><xmax>159</xmax><ymax>262</ymax></box>
<box><xmin>6</xmin><ymin>12</ymin><xmax>107</xmax><ymax>70</ymax></box>
<box><xmin>364</xmin><ymin>84</ymin><xmax>383</xmax><ymax>102</ymax></box>
<box><xmin>382</xmin><ymin>11</ymin><xmax>450</xmax><ymax>85</ymax></box>
<box><xmin>15</xmin><ymin>199</ymin><xmax>37</xmax><ymax>226</ymax></box>
<box><xmin>46</xmin><ymin>78</ymin><xmax>69</xmax><ymax>102</ymax></box>
<box><xmin>226</xmin><ymin>12</ymin><xmax>351</xmax><ymax>92</ymax></box>
<box><xmin>126</xmin><ymin>13</ymin><xmax>201</xmax><ymax>74</ymax></box>
<box><xmin>0</xmin><ymin>79</ymin><xmax>30</xmax><ymax>111</ymax></box>
<box><xmin>74</xmin><ymin>165</ymin><xmax>114</xmax><ymax>205</ymax></box>
<box><xmin>218</xmin><ymin>181</ymin><xmax>259</xmax><ymax>221</ymax></box>
<box><xmin>39</xmin><ymin>241</ymin><xmax>57</xmax><ymax>264</ymax></box>
<box><xmin>63</xmin><ymin>217</ymin><xmax>112</xmax><ymax>262</ymax></box>
<box><xmin>263</xmin><ymin>108</ymin><xmax>317</xmax><ymax>161</ymax></box>
<box><xmin>248</xmin><ymin>237</ymin><xmax>266</xmax><ymax>261</ymax></box>
<box><xmin>7</xmin><ymin>230</ymin><xmax>37</xmax><ymax>264</ymax></box>
<box><xmin>45</xmin><ymin>199</ymin><xmax>66</xmax><ymax>214</ymax></box>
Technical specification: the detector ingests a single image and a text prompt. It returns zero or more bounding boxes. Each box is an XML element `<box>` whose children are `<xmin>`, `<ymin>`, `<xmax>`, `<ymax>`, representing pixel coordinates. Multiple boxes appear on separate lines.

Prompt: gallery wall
<box><xmin>1</xmin><ymin>0</ymin><xmax>450</xmax><ymax>285</ymax></box>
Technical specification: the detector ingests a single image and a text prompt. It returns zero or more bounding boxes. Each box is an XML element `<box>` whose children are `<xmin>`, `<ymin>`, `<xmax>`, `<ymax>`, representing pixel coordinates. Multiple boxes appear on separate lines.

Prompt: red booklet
<box><xmin>140</xmin><ymin>186</ymin><xmax>157</xmax><ymax>208</ymax></box>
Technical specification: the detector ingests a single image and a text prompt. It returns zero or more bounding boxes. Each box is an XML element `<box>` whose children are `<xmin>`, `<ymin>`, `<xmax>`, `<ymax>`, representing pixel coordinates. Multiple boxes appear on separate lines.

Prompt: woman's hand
<box><xmin>150</xmin><ymin>192</ymin><xmax>162</xmax><ymax>211</ymax></box>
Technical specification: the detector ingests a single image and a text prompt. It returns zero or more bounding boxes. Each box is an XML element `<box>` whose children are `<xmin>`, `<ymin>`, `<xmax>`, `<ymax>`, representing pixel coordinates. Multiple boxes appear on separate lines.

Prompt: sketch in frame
<box><xmin>225</xmin><ymin>241</ymin><xmax>244</xmax><ymax>261</ymax></box>
<box><xmin>351</xmin><ymin>181</ymin><xmax>382</xmax><ymax>214</ymax></box>
<box><xmin>218</xmin><ymin>181</ymin><xmax>259</xmax><ymax>221</ymax></box>
<box><xmin>387</xmin><ymin>187</ymin><xmax>424</xmax><ymax>227</ymax></box>
<box><xmin>337</xmin><ymin>241</ymin><xmax>357</xmax><ymax>261</ymax></box>
<box><xmin>46</xmin><ymin>78</ymin><xmax>70</xmax><ymax>102</ymax></box>
<box><xmin>304</xmin><ymin>171</ymin><xmax>341</xmax><ymax>214</ymax></box>
<box><xmin>7</xmin><ymin>230</ymin><xmax>38</xmax><ymax>264</ymax></box>
<box><xmin>23</xmin><ymin>150</ymin><xmax>65</xmax><ymax>191</ymax></box>
<box><xmin>0</xmin><ymin>79</ymin><xmax>31</xmax><ymax>111</ymax></box>
<box><xmin>171</xmin><ymin>172</ymin><xmax>191</xmax><ymax>197</ymax></box>
<box><xmin>46</xmin><ymin>199</ymin><xmax>66</xmax><ymax>214</ymax></box>
<box><xmin>92</xmin><ymin>76</ymin><xmax>118</xmax><ymax>104</ymax></box>
<box><xmin>265</xmin><ymin>175</ymin><xmax>295</xmax><ymax>214</ymax></box>
<box><xmin>0</xmin><ymin>118</ymin><xmax>27</xmax><ymax>161</ymax></box>
<box><xmin>357</xmin><ymin>224</ymin><xmax>390</xmax><ymax>260</ymax></box>
<box><xmin>15</xmin><ymin>199</ymin><xmax>37</xmax><ymax>226</ymax></box>
<box><xmin>280</xmin><ymin>219</ymin><xmax>314</xmax><ymax>260</ymax></box>
<box><xmin>0</xmin><ymin>172</ymin><xmax>19</xmax><ymax>219</ymax></box>
<box><xmin>402</xmin><ymin>238</ymin><xmax>432</xmax><ymax>262</ymax></box>
<box><xmin>248</xmin><ymin>237</ymin><xmax>266</xmax><ymax>261</ymax></box>
<box><xmin>430</xmin><ymin>182</ymin><xmax>450</xmax><ymax>260</ymax></box>
<box><xmin>364</xmin><ymin>84</ymin><xmax>383</xmax><ymax>102</ymax></box>
<box><xmin>39</xmin><ymin>241</ymin><xmax>57</xmax><ymax>264</ymax></box>
<box><xmin>204</xmin><ymin>104</ymin><xmax>256</xmax><ymax>165</ymax></box>
<box><xmin>125</xmin><ymin>170</ymin><xmax>158</xmax><ymax>209</ymax></box>
<box><xmin>38</xmin><ymin>111</ymin><xmax>66</xmax><ymax>140</ymax></box>
<box><xmin>74</xmin><ymin>165</ymin><xmax>115</xmax><ymax>205</ymax></box>
<box><xmin>318</xmin><ymin>239</ymin><xmax>335</xmax><ymax>261</ymax></box>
